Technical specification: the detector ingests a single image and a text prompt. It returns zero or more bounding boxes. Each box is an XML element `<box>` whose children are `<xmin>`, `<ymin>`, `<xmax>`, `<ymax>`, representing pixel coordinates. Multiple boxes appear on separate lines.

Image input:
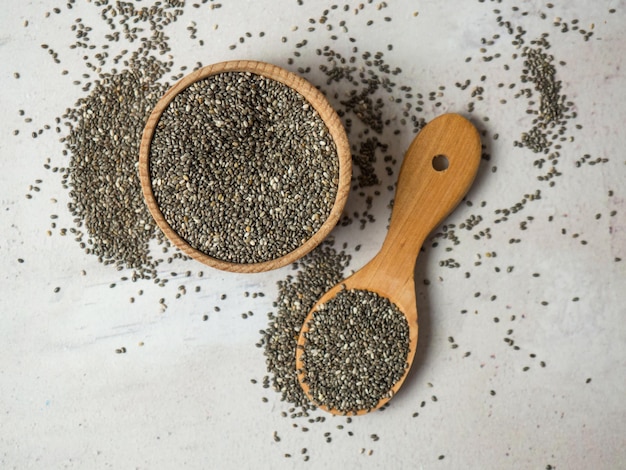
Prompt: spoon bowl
<box><xmin>295</xmin><ymin>113</ymin><xmax>482</xmax><ymax>415</ymax></box>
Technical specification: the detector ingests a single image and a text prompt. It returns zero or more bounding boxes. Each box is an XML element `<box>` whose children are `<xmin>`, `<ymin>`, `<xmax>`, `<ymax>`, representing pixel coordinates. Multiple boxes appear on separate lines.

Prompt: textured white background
<box><xmin>1</xmin><ymin>1</ymin><xmax>625</xmax><ymax>469</ymax></box>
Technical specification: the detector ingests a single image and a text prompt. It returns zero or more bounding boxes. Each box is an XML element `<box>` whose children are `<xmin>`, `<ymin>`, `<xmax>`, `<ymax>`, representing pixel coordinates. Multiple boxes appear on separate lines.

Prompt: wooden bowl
<box><xmin>139</xmin><ymin>60</ymin><xmax>351</xmax><ymax>273</ymax></box>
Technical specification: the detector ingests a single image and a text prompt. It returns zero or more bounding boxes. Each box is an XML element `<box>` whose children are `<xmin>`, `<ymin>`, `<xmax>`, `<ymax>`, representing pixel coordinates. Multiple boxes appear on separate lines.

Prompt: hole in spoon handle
<box><xmin>432</xmin><ymin>154</ymin><xmax>449</xmax><ymax>171</ymax></box>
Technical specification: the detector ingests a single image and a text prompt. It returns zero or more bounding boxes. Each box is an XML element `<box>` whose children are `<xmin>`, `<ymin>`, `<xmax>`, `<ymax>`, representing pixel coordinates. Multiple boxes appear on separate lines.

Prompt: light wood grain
<box><xmin>296</xmin><ymin>113</ymin><xmax>482</xmax><ymax>415</ymax></box>
<box><xmin>138</xmin><ymin>60</ymin><xmax>351</xmax><ymax>273</ymax></box>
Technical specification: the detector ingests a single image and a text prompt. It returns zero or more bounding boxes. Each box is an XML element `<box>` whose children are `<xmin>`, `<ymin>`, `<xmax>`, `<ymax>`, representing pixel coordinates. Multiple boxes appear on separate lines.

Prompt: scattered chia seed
<box><xmin>261</xmin><ymin>240</ymin><xmax>350</xmax><ymax>412</ymax></box>
<box><xmin>61</xmin><ymin>58</ymin><xmax>175</xmax><ymax>281</ymax></box>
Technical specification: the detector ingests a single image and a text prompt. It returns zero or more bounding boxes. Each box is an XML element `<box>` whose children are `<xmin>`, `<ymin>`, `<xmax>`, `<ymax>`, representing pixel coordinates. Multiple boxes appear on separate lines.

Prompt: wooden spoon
<box><xmin>295</xmin><ymin>113</ymin><xmax>482</xmax><ymax>415</ymax></box>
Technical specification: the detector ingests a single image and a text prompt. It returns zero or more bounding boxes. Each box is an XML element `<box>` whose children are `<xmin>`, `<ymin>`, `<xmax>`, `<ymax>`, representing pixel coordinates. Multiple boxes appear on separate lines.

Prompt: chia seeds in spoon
<box><xmin>299</xmin><ymin>288</ymin><xmax>410</xmax><ymax>414</ymax></box>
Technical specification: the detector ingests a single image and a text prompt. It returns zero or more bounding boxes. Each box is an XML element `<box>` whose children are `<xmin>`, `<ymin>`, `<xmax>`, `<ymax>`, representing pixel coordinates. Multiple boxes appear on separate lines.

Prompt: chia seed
<box><xmin>261</xmin><ymin>239</ymin><xmax>350</xmax><ymax>412</ymax></box>
<box><xmin>299</xmin><ymin>288</ymin><xmax>409</xmax><ymax>414</ymax></box>
<box><xmin>61</xmin><ymin>57</ymin><xmax>174</xmax><ymax>280</ymax></box>
<box><xmin>149</xmin><ymin>71</ymin><xmax>340</xmax><ymax>264</ymax></box>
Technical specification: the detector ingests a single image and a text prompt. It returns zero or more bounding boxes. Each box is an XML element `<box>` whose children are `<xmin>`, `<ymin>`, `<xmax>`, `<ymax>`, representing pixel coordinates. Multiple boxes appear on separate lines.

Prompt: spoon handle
<box><xmin>377</xmin><ymin>113</ymin><xmax>481</xmax><ymax>278</ymax></box>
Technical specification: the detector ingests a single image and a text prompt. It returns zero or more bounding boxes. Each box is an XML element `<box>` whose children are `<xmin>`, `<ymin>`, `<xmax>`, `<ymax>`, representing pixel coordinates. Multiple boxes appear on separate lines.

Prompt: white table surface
<box><xmin>1</xmin><ymin>1</ymin><xmax>625</xmax><ymax>469</ymax></box>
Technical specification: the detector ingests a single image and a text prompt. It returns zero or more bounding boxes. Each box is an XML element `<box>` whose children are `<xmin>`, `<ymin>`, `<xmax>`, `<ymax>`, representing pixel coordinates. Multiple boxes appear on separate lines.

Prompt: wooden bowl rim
<box><xmin>139</xmin><ymin>60</ymin><xmax>351</xmax><ymax>273</ymax></box>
